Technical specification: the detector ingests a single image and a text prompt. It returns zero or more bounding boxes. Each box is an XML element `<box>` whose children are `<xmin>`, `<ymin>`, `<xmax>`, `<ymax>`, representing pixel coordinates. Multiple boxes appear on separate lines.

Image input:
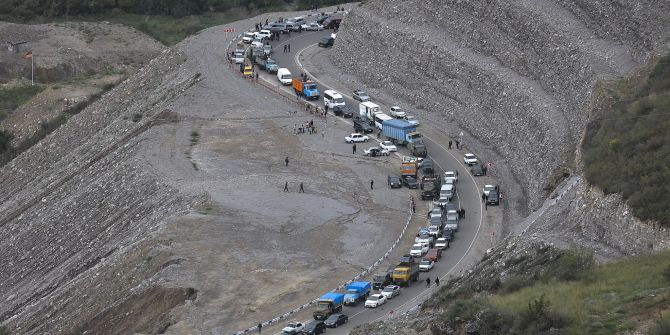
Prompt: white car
<box><xmin>301</xmin><ymin>22</ymin><xmax>324</xmax><ymax>31</ymax></box>
<box><xmin>282</xmin><ymin>321</ymin><xmax>304</xmax><ymax>334</ymax></box>
<box><xmin>390</xmin><ymin>106</ymin><xmax>406</xmax><ymax>118</ymax></box>
<box><xmin>251</xmin><ymin>39</ymin><xmax>264</xmax><ymax>48</ymax></box>
<box><xmin>483</xmin><ymin>185</ymin><xmax>495</xmax><ymax>196</ymax></box>
<box><xmin>435</xmin><ymin>237</ymin><xmax>449</xmax><ymax>250</ymax></box>
<box><xmin>410</xmin><ymin>243</ymin><xmax>429</xmax><ymax>257</ymax></box>
<box><xmin>419</xmin><ymin>259</ymin><xmax>434</xmax><ymax>271</ymax></box>
<box><xmin>363</xmin><ymin>147</ymin><xmax>390</xmax><ymax>156</ymax></box>
<box><xmin>241</xmin><ymin>32</ymin><xmax>256</xmax><ymax>43</ymax></box>
<box><xmin>380</xmin><ymin>141</ymin><xmax>397</xmax><ymax>152</ymax></box>
<box><xmin>444</xmin><ymin>171</ymin><xmax>458</xmax><ymax>184</ymax></box>
<box><xmin>345</xmin><ymin>133</ymin><xmax>369</xmax><ymax>143</ymax></box>
<box><xmin>464</xmin><ymin>153</ymin><xmax>478</xmax><ymax>166</ymax></box>
<box><xmin>364</xmin><ymin>294</ymin><xmax>387</xmax><ymax>308</ymax></box>
<box><xmin>381</xmin><ymin>285</ymin><xmax>400</xmax><ymax>299</ymax></box>
<box><xmin>428</xmin><ymin>226</ymin><xmax>441</xmax><ymax>237</ymax></box>
<box><xmin>232</xmin><ymin>52</ymin><xmax>245</xmax><ymax>64</ymax></box>
<box><xmin>415</xmin><ymin>234</ymin><xmax>434</xmax><ymax>246</ymax></box>
<box><xmin>255</xmin><ymin>29</ymin><xmax>271</xmax><ymax>40</ymax></box>
<box><xmin>404</xmin><ymin>115</ymin><xmax>419</xmax><ymax>126</ymax></box>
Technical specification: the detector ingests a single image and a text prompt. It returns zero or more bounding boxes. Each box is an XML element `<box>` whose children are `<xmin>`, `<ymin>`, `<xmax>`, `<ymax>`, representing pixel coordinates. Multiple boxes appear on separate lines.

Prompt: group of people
<box><xmin>426</xmin><ymin>276</ymin><xmax>440</xmax><ymax>287</ymax></box>
<box><xmin>293</xmin><ymin>119</ymin><xmax>318</xmax><ymax>134</ymax></box>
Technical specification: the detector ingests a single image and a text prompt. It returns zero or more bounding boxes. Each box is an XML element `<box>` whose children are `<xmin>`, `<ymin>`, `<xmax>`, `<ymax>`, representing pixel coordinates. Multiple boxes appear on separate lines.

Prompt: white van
<box><xmin>440</xmin><ymin>184</ymin><xmax>455</xmax><ymax>201</ymax></box>
<box><xmin>323</xmin><ymin>90</ymin><xmax>345</xmax><ymax>109</ymax></box>
<box><xmin>277</xmin><ymin>68</ymin><xmax>292</xmax><ymax>85</ymax></box>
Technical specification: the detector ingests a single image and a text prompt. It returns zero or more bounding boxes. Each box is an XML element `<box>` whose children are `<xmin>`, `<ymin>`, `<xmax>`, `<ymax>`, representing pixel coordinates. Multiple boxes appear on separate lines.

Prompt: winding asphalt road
<box><xmin>254</xmin><ymin>30</ymin><xmax>485</xmax><ymax>334</ymax></box>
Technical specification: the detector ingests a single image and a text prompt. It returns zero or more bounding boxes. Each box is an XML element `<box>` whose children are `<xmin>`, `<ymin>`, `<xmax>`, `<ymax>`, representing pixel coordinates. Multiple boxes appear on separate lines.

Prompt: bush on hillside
<box><xmin>583</xmin><ymin>54</ymin><xmax>670</xmax><ymax>225</ymax></box>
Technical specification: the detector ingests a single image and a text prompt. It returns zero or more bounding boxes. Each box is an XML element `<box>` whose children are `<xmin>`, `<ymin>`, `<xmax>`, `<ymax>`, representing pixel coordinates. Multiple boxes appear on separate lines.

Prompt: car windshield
<box><xmin>383</xmin><ymin>286</ymin><xmax>394</xmax><ymax>292</ymax></box>
<box><xmin>334</xmin><ymin>97</ymin><xmax>344</xmax><ymax>103</ymax></box>
<box><xmin>446</xmin><ymin>172</ymin><xmax>455</xmax><ymax>177</ymax></box>
<box><xmin>368</xmin><ymin>295</ymin><xmax>379</xmax><ymax>301</ymax></box>
<box><xmin>411</xmin><ymin>245</ymin><xmax>422</xmax><ymax>250</ymax></box>
<box><xmin>420</xmin><ymin>260</ymin><xmax>430</xmax><ymax>265</ymax></box>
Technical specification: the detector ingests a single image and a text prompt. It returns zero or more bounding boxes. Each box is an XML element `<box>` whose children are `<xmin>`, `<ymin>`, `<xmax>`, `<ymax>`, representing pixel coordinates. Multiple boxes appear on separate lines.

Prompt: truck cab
<box><xmin>313</xmin><ymin>293</ymin><xmax>345</xmax><ymax>320</ymax></box>
<box><xmin>359</xmin><ymin>101</ymin><xmax>380</xmax><ymax>122</ymax></box>
<box><xmin>343</xmin><ymin>281</ymin><xmax>372</xmax><ymax>306</ymax></box>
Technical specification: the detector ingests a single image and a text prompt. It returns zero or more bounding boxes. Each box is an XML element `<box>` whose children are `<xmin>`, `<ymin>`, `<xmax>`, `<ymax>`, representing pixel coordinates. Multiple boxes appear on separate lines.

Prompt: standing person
<box><xmin>426</xmin><ymin>277</ymin><xmax>431</xmax><ymax>287</ymax></box>
<box><xmin>370</xmin><ymin>179</ymin><xmax>374</xmax><ymax>190</ymax></box>
<box><xmin>258</xmin><ymin>323</ymin><xmax>262</xmax><ymax>334</ymax></box>
<box><xmin>284</xmin><ymin>182</ymin><xmax>289</xmax><ymax>192</ymax></box>
<box><xmin>456</xmin><ymin>140</ymin><xmax>460</xmax><ymax>149</ymax></box>
<box><xmin>285</xmin><ymin>156</ymin><xmax>289</xmax><ymax>166</ymax></box>
<box><xmin>324</xmin><ymin>104</ymin><xmax>329</xmax><ymax>114</ymax></box>
<box><xmin>288</xmin><ymin>44</ymin><xmax>291</xmax><ymax>52</ymax></box>
<box><xmin>299</xmin><ymin>182</ymin><xmax>304</xmax><ymax>193</ymax></box>
<box><xmin>412</xmin><ymin>201</ymin><xmax>416</xmax><ymax>213</ymax></box>
<box><xmin>283</xmin><ymin>44</ymin><xmax>287</xmax><ymax>53</ymax></box>
<box><xmin>255</xmin><ymin>72</ymin><xmax>259</xmax><ymax>82</ymax></box>
<box><xmin>435</xmin><ymin>277</ymin><xmax>440</xmax><ymax>286</ymax></box>
<box><xmin>448</xmin><ymin>140</ymin><xmax>452</xmax><ymax>149</ymax></box>
<box><xmin>353</xmin><ymin>143</ymin><xmax>357</xmax><ymax>154</ymax></box>
<box><xmin>265</xmin><ymin>18</ymin><xmax>268</xmax><ymax>25</ymax></box>
<box><xmin>482</xmin><ymin>193</ymin><xmax>486</xmax><ymax>203</ymax></box>
<box><xmin>461</xmin><ymin>208</ymin><xmax>466</xmax><ymax>218</ymax></box>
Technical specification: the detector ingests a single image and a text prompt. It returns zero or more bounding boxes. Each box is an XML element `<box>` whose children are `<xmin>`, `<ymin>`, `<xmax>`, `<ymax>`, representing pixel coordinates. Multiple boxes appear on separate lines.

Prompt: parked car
<box><xmin>487</xmin><ymin>190</ymin><xmax>500</xmax><ymax>205</ymax></box>
<box><xmin>442</xmin><ymin>228</ymin><xmax>455</xmax><ymax>242</ymax></box>
<box><xmin>324</xmin><ymin>314</ymin><xmax>348</xmax><ymax>328</ymax></box>
<box><xmin>435</xmin><ymin>237</ymin><xmax>449</xmax><ymax>249</ymax></box>
<box><xmin>301</xmin><ymin>22</ymin><xmax>324</xmax><ymax>31</ymax></box>
<box><xmin>255</xmin><ymin>29</ymin><xmax>271</xmax><ymax>40</ymax></box>
<box><xmin>388</xmin><ymin>175</ymin><xmax>402</xmax><ymax>188</ymax></box>
<box><xmin>425</xmin><ymin>248</ymin><xmax>442</xmax><ymax>262</ymax></box>
<box><xmin>402</xmin><ymin>176</ymin><xmax>418</xmax><ymax>189</ymax></box>
<box><xmin>428</xmin><ymin>225</ymin><xmax>441</xmax><ymax>237</ymax></box>
<box><xmin>263</xmin><ymin>44</ymin><xmax>273</xmax><ymax>56</ymax></box>
<box><xmin>353</xmin><ymin>117</ymin><xmax>374</xmax><ymax>133</ymax></box>
<box><xmin>419</xmin><ymin>258</ymin><xmax>434</xmax><ymax>271</ymax></box>
<box><xmin>282</xmin><ymin>321</ymin><xmax>305</xmax><ymax>334</ymax></box>
<box><xmin>380</xmin><ymin>140</ymin><xmax>397</xmax><ymax>152</ymax></box>
<box><xmin>242</xmin><ymin>32</ymin><xmax>256</xmax><ymax>43</ymax></box>
<box><xmin>364</xmin><ymin>294</ymin><xmax>387</xmax><ymax>308</ymax></box>
<box><xmin>463</xmin><ymin>153</ymin><xmax>478</xmax><ymax>165</ymax></box>
<box><xmin>333</xmin><ymin>105</ymin><xmax>354</xmax><ymax>118</ymax></box>
<box><xmin>303</xmin><ymin>320</ymin><xmax>327</xmax><ymax>335</ymax></box>
<box><xmin>381</xmin><ymin>285</ymin><xmax>401</xmax><ymax>299</ymax></box>
<box><xmin>364</xmin><ymin>147</ymin><xmax>390</xmax><ymax>157</ymax></box>
<box><xmin>353</xmin><ymin>90</ymin><xmax>370</xmax><ymax>102</ymax></box>
<box><xmin>345</xmin><ymin>133</ymin><xmax>369</xmax><ymax>143</ymax></box>
<box><xmin>483</xmin><ymin>185</ymin><xmax>495</xmax><ymax>196</ymax></box>
<box><xmin>410</xmin><ymin>243</ymin><xmax>429</xmax><ymax>257</ymax></box>
<box><xmin>422</xmin><ymin>158</ymin><xmax>434</xmax><ymax>174</ymax></box>
<box><xmin>389</xmin><ymin>106</ymin><xmax>406</xmax><ymax>118</ymax></box>
<box><xmin>471</xmin><ymin>163</ymin><xmax>486</xmax><ymax>176</ymax></box>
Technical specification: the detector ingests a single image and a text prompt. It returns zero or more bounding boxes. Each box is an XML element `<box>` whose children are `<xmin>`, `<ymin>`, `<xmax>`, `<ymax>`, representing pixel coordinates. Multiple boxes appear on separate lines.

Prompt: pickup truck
<box><xmin>392</xmin><ymin>259</ymin><xmax>420</xmax><ymax>286</ymax></box>
<box><xmin>313</xmin><ymin>292</ymin><xmax>345</xmax><ymax>320</ymax></box>
<box><xmin>344</xmin><ymin>281</ymin><xmax>372</xmax><ymax>306</ymax></box>
<box><xmin>292</xmin><ymin>78</ymin><xmax>320</xmax><ymax>100</ymax></box>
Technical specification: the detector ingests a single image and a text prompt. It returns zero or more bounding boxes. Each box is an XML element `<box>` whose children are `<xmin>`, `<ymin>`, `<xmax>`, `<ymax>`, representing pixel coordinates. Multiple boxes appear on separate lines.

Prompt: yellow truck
<box><xmin>391</xmin><ymin>255</ymin><xmax>420</xmax><ymax>286</ymax></box>
<box><xmin>243</xmin><ymin>65</ymin><xmax>254</xmax><ymax>77</ymax></box>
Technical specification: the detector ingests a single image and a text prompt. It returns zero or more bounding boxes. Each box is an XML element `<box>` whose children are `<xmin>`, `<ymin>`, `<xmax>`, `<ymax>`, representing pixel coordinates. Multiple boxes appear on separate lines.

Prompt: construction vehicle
<box><xmin>409</xmin><ymin>140</ymin><xmax>427</xmax><ymax>157</ymax></box>
<box><xmin>343</xmin><ymin>281</ymin><xmax>372</xmax><ymax>306</ymax></box>
<box><xmin>401</xmin><ymin>156</ymin><xmax>418</xmax><ymax>179</ymax></box>
<box><xmin>420</xmin><ymin>175</ymin><xmax>441</xmax><ymax>200</ymax></box>
<box><xmin>313</xmin><ymin>292</ymin><xmax>345</xmax><ymax>320</ymax></box>
<box><xmin>359</xmin><ymin>101</ymin><xmax>380</xmax><ymax>124</ymax></box>
<box><xmin>292</xmin><ymin>78</ymin><xmax>320</xmax><ymax>100</ymax></box>
<box><xmin>392</xmin><ymin>255</ymin><xmax>419</xmax><ymax>287</ymax></box>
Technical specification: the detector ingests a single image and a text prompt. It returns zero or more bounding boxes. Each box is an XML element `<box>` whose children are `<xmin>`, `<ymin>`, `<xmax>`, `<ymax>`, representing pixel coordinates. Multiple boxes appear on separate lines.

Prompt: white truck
<box><xmin>359</xmin><ymin>101</ymin><xmax>380</xmax><ymax>124</ymax></box>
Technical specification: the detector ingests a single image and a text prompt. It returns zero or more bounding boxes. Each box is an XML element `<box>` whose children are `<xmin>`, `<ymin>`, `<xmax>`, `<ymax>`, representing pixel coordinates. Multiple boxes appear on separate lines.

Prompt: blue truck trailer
<box><xmin>313</xmin><ymin>292</ymin><xmax>345</xmax><ymax>320</ymax></box>
<box><xmin>343</xmin><ymin>281</ymin><xmax>372</xmax><ymax>306</ymax></box>
<box><xmin>381</xmin><ymin>119</ymin><xmax>422</xmax><ymax>145</ymax></box>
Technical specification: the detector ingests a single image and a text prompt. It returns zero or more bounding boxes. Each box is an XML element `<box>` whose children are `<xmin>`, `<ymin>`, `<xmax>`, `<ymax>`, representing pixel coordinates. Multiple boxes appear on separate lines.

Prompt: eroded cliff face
<box><xmin>330</xmin><ymin>0</ymin><xmax>670</xmax><ymax>213</ymax></box>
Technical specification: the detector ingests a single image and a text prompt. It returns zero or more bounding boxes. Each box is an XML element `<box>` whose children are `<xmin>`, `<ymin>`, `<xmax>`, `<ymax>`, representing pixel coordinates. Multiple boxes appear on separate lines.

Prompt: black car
<box><xmin>471</xmin><ymin>163</ymin><xmax>486</xmax><ymax>176</ymax></box>
<box><xmin>388</xmin><ymin>175</ymin><xmax>402</xmax><ymax>188</ymax></box>
<box><xmin>487</xmin><ymin>190</ymin><xmax>500</xmax><ymax>205</ymax></box>
<box><xmin>422</xmin><ymin>158</ymin><xmax>434</xmax><ymax>175</ymax></box>
<box><xmin>304</xmin><ymin>320</ymin><xmax>327</xmax><ymax>335</ymax></box>
<box><xmin>354</xmin><ymin>117</ymin><xmax>374</xmax><ymax>133</ymax></box>
<box><xmin>318</xmin><ymin>37</ymin><xmax>335</xmax><ymax>47</ymax></box>
<box><xmin>402</xmin><ymin>176</ymin><xmax>418</xmax><ymax>189</ymax></box>
<box><xmin>333</xmin><ymin>105</ymin><xmax>354</xmax><ymax>118</ymax></box>
<box><xmin>442</xmin><ymin>228</ymin><xmax>455</xmax><ymax>241</ymax></box>
<box><xmin>373</xmin><ymin>267</ymin><xmax>394</xmax><ymax>290</ymax></box>
<box><xmin>324</xmin><ymin>313</ymin><xmax>348</xmax><ymax>328</ymax></box>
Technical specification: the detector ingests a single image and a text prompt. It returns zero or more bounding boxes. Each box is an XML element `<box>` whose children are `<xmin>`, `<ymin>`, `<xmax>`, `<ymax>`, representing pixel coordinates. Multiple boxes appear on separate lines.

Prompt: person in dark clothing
<box><xmin>370</xmin><ymin>179</ymin><xmax>374</xmax><ymax>190</ymax></box>
<box><xmin>283</xmin><ymin>44</ymin><xmax>287</xmax><ymax>53</ymax></box>
<box><xmin>448</xmin><ymin>140</ymin><xmax>452</xmax><ymax>149</ymax></box>
<box><xmin>426</xmin><ymin>277</ymin><xmax>431</xmax><ymax>287</ymax></box>
<box><xmin>324</xmin><ymin>104</ymin><xmax>329</xmax><ymax>114</ymax></box>
<box><xmin>353</xmin><ymin>144</ymin><xmax>357</xmax><ymax>154</ymax></box>
<box><xmin>265</xmin><ymin>19</ymin><xmax>268</xmax><ymax>25</ymax></box>
<box><xmin>412</xmin><ymin>202</ymin><xmax>416</xmax><ymax>213</ymax></box>
<box><xmin>299</xmin><ymin>183</ymin><xmax>304</xmax><ymax>193</ymax></box>
<box><xmin>258</xmin><ymin>323</ymin><xmax>262</xmax><ymax>333</ymax></box>
<box><xmin>288</xmin><ymin>44</ymin><xmax>291</xmax><ymax>52</ymax></box>
<box><xmin>285</xmin><ymin>156</ymin><xmax>289</xmax><ymax>166</ymax></box>
<box><xmin>461</xmin><ymin>208</ymin><xmax>466</xmax><ymax>218</ymax></box>
<box><xmin>495</xmin><ymin>185</ymin><xmax>499</xmax><ymax>192</ymax></box>
<box><xmin>456</xmin><ymin>140</ymin><xmax>460</xmax><ymax>149</ymax></box>
<box><xmin>284</xmin><ymin>182</ymin><xmax>289</xmax><ymax>192</ymax></box>
<box><xmin>482</xmin><ymin>193</ymin><xmax>486</xmax><ymax>202</ymax></box>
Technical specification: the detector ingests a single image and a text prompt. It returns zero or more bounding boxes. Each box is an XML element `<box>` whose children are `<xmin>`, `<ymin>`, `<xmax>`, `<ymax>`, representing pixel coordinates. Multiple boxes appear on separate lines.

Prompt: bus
<box><xmin>374</xmin><ymin>113</ymin><xmax>394</xmax><ymax>130</ymax></box>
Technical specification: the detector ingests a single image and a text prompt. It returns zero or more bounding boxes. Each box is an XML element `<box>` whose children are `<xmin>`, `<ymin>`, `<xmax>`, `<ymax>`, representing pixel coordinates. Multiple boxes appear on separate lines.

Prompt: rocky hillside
<box><xmin>331</xmin><ymin>0</ymin><xmax>670</xmax><ymax>213</ymax></box>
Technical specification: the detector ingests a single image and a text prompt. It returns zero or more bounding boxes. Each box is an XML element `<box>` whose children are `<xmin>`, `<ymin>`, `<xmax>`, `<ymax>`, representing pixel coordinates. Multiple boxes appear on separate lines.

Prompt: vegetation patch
<box><xmin>582</xmin><ymin>53</ymin><xmax>670</xmax><ymax>225</ymax></box>
<box><xmin>0</xmin><ymin>85</ymin><xmax>45</xmax><ymax>121</ymax></box>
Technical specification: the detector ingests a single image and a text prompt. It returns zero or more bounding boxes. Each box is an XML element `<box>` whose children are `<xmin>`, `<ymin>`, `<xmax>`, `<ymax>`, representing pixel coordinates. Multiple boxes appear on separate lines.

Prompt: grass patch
<box><xmin>490</xmin><ymin>250</ymin><xmax>670</xmax><ymax>334</ymax></box>
<box><xmin>0</xmin><ymin>85</ymin><xmax>45</xmax><ymax>121</ymax></box>
<box><xmin>582</xmin><ymin>53</ymin><xmax>670</xmax><ymax>225</ymax></box>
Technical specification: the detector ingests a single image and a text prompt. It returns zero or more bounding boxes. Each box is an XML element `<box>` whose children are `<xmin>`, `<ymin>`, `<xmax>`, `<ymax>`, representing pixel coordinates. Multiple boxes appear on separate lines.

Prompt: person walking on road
<box><xmin>448</xmin><ymin>140</ymin><xmax>452</xmax><ymax>149</ymax></box>
<box><xmin>285</xmin><ymin>156</ymin><xmax>289</xmax><ymax>166</ymax></box>
<box><xmin>299</xmin><ymin>182</ymin><xmax>304</xmax><ymax>193</ymax></box>
<box><xmin>353</xmin><ymin>143</ymin><xmax>357</xmax><ymax>154</ymax></box>
<box><xmin>370</xmin><ymin>179</ymin><xmax>374</xmax><ymax>190</ymax></box>
<box><xmin>324</xmin><ymin>104</ymin><xmax>329</xmax><ymax>114</ymax></box>
<box><xmin>426</xmin><ymin>277</ymin><xmax>431</xmax><ymax>287</ymax></box>
<box><xmin>258</xmin><ymin>323</ymin><xmax>262</xmax><ymax>333</ymax></box>
<box><xmin>461</xmin><ymin>208</ymin><xmax>466</xmax><ymax>218</ymax></box>
<box><xmin>283</xmin><ymin>44</ymin><xmax>287</xmax><ymax>53</ymax></box>
<box><xmin>412</xmin><ymin>201</ymin><xmax>416</xmax><ymax>213</ymax></box>
<box><xmin>435</xmin><ymin>277</ymin><xmax>440</xmax><ymax>286</ymax></box>
<box><xmin>288</xmin><ymin>44</ymin><xmax>291</xmax><ymax>52</ymax></box>
<box><xmin>284</xmin><ymin>182</ymin><xmax>289</xmax><ymax>192</ymax></box>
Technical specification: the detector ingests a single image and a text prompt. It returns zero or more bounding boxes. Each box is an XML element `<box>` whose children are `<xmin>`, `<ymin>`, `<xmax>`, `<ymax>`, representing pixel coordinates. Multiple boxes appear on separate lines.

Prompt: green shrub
<box><xmin>583</xmin><ymin>54</ymin><xmax>670</xmax><ymax>225</ymax></box>
<box><xmin>662</xmin><ymin>264</ymin><xmax>670</xmax><ymax>282</ymax></box>
<box><xmin>516</xmin><ymin>295</ymin><xmax>569</xmax><ymax>333</ymax></box>
<box><xmin>649</xmin><ymin>314</ymin><xmax>670</xmax><ymax>335</ymax></box>
<box><xmin>0</xmin><ymin>85</ymin><xmax>45</xmax><ymax>120</ymax></box>
<box><xmin>543</xmin><ymin>248</ymin><xmax>595</xmax><ymax>281</ymax></box>
<box><xmin>0</xmin><ymin>130</ymin><xmax>14</xmax><ymax>153</ymax></box>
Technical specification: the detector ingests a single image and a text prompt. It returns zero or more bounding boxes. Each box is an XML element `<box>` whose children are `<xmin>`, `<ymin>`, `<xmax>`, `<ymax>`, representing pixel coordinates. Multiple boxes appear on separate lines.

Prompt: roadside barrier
<box><xmin>231</xmin><ymin>196</ymin><xmax>415</xmax><ymax>335</ymax></box>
